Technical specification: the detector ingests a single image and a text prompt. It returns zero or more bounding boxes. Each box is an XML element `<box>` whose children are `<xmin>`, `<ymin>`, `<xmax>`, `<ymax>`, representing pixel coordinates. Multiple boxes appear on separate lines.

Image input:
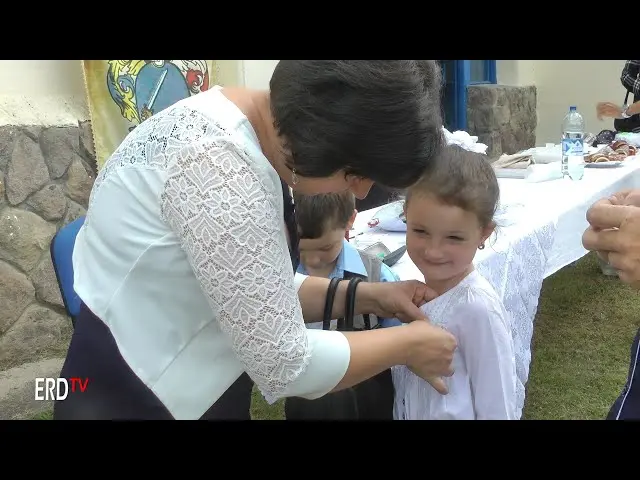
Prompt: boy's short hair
<box><xmin>294</xmin><ymin>191</ymin><xmax>356</xmax><ymax>239</ymax></box>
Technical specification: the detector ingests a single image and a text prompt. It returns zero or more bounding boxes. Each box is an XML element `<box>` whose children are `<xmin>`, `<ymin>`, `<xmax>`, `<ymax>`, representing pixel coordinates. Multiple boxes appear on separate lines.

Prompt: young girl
<box><xmin>392</xmin><ymin>144</ymin><xmax>524</xmax><ymax>420</ymax></box>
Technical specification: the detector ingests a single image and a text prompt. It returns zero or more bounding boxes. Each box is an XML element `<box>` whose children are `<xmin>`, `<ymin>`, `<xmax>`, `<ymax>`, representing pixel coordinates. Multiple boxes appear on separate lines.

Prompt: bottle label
<box><xmin>562</xmin><ymin>136</ymin><xmax>583</xmax><ymax>156</ymax></box>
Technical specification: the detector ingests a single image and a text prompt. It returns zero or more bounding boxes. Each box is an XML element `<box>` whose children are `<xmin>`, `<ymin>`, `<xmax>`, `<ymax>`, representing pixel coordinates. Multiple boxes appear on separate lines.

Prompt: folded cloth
<box><xmin>492</xmin><ymin>153</ymin><xmax>534</xmax><ymax>169</ymax></box>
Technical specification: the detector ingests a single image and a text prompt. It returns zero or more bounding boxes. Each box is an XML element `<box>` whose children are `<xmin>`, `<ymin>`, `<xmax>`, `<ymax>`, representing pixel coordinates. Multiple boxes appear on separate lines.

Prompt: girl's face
<box><xmin>405</xmin><ymin>193</ymin><xmax>494</xmax><ymax>286</ymax></box>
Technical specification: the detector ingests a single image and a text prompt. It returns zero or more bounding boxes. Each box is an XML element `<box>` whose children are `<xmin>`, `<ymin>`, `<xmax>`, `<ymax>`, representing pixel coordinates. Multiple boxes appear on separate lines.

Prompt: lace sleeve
<box><xmin>159</xmin><ymin>139</ymin><xmax>347</xmax><ymax>402</ymax></box>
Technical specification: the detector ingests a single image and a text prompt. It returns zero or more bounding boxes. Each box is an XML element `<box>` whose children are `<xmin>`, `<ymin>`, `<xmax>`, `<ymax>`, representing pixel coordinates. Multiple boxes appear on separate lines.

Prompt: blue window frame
<box><xmin>440</xmin><ymin>60</ymin><xmax>497</xmax><ymax>131</ymax></box>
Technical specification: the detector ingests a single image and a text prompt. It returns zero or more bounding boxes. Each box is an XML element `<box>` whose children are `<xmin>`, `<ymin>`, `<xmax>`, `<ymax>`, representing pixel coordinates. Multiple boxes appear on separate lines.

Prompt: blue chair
<box><xmin>50</xmin><ymin>215</ymin><xmax>86</xmax><ymax>326</ymax></box>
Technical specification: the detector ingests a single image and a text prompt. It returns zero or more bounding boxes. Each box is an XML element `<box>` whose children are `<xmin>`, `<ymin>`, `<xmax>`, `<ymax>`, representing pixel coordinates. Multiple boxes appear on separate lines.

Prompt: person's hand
<box><xmin>363</xmin><ymin>280</ymin><xmax>438</xmax><ymax>323</ymax></box>
<box><xmin>403</xmin><ymin>319</ymin><xmax>457</xmax><ymax>394</ymax></box>
<box><xmin>358</xmin><ymin>280</ymin><xmax>456</xmax><ymax>394</ymax></box>
<box><xmin>582</xmin><ymin>189</ymin><xmax>640</xmax><ymax>288</ymax></box>
<box><xmin>597</xmin><ymin>102</ymin><xmax>624</xmax><ymax>120</ymax></box>
<box><xmin>608</xmin><ymin>189</ymin><xmax>640</xmax><ymax>208</ymax></box>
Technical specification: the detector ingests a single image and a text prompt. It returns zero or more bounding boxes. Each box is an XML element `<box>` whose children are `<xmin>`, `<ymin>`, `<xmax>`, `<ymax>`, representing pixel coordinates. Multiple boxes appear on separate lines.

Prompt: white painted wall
<box><xmin>241</xmin><ymin>60</ymin><xmax>279</xmax><ymax>89</ymax></box>
<box><xmin>0</xmin><ymin>60</ymin><xmax>279</xmax><ymax>98</ymax></box>
<box><xmin>497</xmin><ymin>60</ymin><xmax>628</xmax><ymax>145</ymax></box>
<box><xmin>0</xmin><ymin>60</ymin><xmax>86</xmax><ymax>96</ymax></box>
<box><xmin>532</xmin><ymin>60</ymin><xmax>626</xmax><ymax>144</ymax></box>
<box><xmin>0</xmin><ymin>60</ymin><xmax>628</xmax><ymax>147</ymax></box>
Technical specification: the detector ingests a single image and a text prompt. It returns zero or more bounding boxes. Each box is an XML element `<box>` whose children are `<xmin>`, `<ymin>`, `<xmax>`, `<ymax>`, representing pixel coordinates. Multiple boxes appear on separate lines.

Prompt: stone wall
<box><xmin>466</xmin><ymin>84</ymin><xmax>538</xmax><ymax>158</ymax></box>
<box><xmin>0</xmin><ymin>122</ymin><xmax>96</xmax><ymax>372</ymax></box>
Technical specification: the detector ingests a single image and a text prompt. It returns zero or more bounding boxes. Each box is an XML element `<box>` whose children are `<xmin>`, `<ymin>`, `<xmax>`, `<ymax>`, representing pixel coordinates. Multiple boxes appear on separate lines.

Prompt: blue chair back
<box><xmin>50</xmin><ymin>216</ymin><xmax>86</xmax><ymax>325</ymax></box>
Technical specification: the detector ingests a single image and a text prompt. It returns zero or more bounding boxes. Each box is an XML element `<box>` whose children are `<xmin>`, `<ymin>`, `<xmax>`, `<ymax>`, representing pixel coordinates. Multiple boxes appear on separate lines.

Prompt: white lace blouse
<box><xmin>392</xmin><ymin>270</ymin><xmax>524</xmax><ymax>420</ymax></box>
<box><xmin>72</xmin><ymin>87</ymin><xmax>350</xmax><ymax>420</ymax></box>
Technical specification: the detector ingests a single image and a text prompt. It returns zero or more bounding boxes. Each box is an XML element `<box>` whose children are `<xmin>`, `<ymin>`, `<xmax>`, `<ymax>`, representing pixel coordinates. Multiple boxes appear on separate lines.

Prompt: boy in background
<box><xmin>295</xmin><ymin>190</ymin><xmax>402</xmax><ymax>330</ymax></box>
<box><xmin>285</xmin><ymin>191</ymin><xmax>400</xmax><ymax>419</ymax></box>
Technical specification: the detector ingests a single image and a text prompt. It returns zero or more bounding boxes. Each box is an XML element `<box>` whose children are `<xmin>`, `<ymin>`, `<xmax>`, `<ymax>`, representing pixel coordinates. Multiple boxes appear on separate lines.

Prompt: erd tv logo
<box><xmin>35</xmin><ymin>378</ymin><xmax>89</xmax><ymax>401</ymax></box>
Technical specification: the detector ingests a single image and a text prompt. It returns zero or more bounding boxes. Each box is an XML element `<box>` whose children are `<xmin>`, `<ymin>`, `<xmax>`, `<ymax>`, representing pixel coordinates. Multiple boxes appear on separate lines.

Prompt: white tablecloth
<box><xmin>352</xmin><ymin>158</ymin><xmax>640</xmax><ymax>386</ymax></box>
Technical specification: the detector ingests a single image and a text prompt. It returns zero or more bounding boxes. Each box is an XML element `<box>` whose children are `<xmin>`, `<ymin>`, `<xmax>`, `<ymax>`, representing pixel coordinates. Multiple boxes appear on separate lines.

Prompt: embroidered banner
<box><xmin>82</xmin><ymin>60</ymin><xmax>222</xmax><ymax>170</ymax></box>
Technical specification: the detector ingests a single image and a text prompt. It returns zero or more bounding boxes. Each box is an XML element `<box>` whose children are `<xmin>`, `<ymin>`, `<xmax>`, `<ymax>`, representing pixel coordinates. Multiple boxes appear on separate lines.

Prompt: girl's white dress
<box><xmin>392</xmin><ymin>270</ymin><xmax>524</xmax><ymax>420</ymax></box>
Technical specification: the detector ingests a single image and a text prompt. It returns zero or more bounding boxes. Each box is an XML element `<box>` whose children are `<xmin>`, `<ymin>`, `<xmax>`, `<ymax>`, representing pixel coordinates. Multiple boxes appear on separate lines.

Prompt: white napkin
<box><xmin>524</xmin><ymin>163</ymin><xmax>563</xmax><ymax>183</ymax></box>
<box><xmin>526</xmin><ymin>145</ymin><xmax>562</xmax><ymax>164</ymax></box>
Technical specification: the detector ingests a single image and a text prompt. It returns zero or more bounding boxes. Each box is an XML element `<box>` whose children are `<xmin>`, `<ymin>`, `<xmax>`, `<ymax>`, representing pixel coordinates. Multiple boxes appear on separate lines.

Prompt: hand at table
<box><xmin>582</xmin><ymin>189</ymin><xmax>640</xmax><ymax>288</ymax></box>
<box><xmin>596</xmin><ymin>102</ymin><xmax>623</xmax><ymax>120</ymax></box>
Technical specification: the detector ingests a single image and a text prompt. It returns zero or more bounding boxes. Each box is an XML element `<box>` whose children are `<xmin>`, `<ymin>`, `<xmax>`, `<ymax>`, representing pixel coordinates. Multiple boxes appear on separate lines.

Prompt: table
<box><xmin>352</xmin><ymin>158</ymin><xmax>640</xmax><ymax>386</ymax></box>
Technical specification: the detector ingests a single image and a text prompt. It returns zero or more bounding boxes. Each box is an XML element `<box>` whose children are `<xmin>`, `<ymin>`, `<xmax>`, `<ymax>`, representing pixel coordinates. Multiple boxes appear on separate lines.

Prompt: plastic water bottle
<box><xmin>561</xmin><ymin>106</ymin><xmax>585</xmax><ymax>180</ymax></box>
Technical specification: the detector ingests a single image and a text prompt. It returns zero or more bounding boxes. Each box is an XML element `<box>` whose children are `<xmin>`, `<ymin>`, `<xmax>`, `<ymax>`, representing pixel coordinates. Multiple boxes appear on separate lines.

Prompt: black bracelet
<box><xmin>323</xmin><ymin>277</ymin><xmax>341</xmax><ymax>330</ymax></box>
<box><xmin>344</xmin><ymin>277</ymin><xmax>362</xmax><ymax>331</ymax></box>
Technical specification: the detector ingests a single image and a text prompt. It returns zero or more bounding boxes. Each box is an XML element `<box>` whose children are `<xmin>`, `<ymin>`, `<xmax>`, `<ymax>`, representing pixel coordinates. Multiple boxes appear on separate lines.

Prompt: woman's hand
<box><xmin>358</xmin><ymin>280</ymin><xmax>438</xmax><ymax>323</ymax></box>
<box><xmin>357</xmin><ymin>280</ymin><xmax>459</xmax><ymax>394</ymax></box>
<box><xmin>403</xmin><ymin>320</ymin><xmax>457</xmax><ymax>393</ymax></box>
<box><xmin>596</xmin><ymin>102</ymin><xmax>623</xmax><ymax>120</ymax></box>
<box><xmin>336</xmin><ymin>313</ymin><xmax>457</xmax><ymax>395</ymax></box>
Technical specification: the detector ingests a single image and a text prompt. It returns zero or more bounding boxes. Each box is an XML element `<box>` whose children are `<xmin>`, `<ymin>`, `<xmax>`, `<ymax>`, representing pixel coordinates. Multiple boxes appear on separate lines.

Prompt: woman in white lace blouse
<box><xmin>53</xmin><ymin>60</ymin><xmax>457</xmax><ymax>420</ymax></box>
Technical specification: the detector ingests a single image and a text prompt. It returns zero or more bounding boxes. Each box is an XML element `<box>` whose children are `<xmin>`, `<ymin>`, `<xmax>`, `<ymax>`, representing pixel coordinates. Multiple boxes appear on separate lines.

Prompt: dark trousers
<box><xmin>607</xmin><ymin>327</ymin><xmax>640</xmax><ymax>420</ymax></box>
<box><xmin>284</xmin><ymin>369</ymin><xmax>394</xmax><ymax>420</ymax></box>
<box><xmin>53</xmin><ymin>303</ymin><xmax>254</xmax><ymax>420</ymax></box>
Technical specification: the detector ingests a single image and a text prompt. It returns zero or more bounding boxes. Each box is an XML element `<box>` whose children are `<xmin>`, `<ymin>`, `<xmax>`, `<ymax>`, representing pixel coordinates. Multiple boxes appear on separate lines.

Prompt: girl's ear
<box><xmin>481</xmin><ymin>221</ymin><xmax>496</xmax><ymax>244</ymax></box>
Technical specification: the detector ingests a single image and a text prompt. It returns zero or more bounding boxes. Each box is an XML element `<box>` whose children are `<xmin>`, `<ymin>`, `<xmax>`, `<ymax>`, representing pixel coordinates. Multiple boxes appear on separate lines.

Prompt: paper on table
<box><xmin>351</xmin><ymin>227</ymin><xmax>406</xmax><ymax>252</ymax></box>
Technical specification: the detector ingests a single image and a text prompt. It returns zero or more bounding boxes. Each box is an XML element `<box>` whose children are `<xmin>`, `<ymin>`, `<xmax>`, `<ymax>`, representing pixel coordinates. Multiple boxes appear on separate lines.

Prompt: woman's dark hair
<box><xmin>405</xmin><ymin>144</ymin><xmax>499</xmax><ymax>228</ymax></box>
<box><xmin>269</xmin><ymin>60</ymin><xmax>444</xmax><ymax>189</ymax></box>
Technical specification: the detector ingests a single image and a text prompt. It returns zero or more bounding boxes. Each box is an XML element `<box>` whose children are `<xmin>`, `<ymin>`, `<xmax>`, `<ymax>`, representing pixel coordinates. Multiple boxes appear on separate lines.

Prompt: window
<box><xmin>439</xmin><ymin>60</ymin><xmax>497</xmax><ymax>131</ymax></box>
<box><xmin>469</xmin><ymin>60</ymin><xmax>497</xmax><ymax>85</ymax></box>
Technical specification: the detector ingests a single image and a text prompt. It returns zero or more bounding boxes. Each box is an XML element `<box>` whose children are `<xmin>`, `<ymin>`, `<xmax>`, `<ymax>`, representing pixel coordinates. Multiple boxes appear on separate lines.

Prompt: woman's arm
<box><xmin>627</xmin><ymin>100</ymin><xmax>640</xmax><ymax>116</ymax></box>
<box><xmin>160</xmin><ymin>135</ymin><xmax>455</xmax><ymax>402</ymax></box>
<box><xmin>596</xmin><ymin>100</ymin><xmax>640</xmax><ymax>119</ymax></box>
<box><xmin>297</xmin><ymin>275</ymin><xmax>376</xmax><ymax>321</ymax></box>
<box><xmin>333</xmin><ymin>321</ymin><xmax>421</xmax><ymax>390</ymax></box>
<box><xmin>297</xmin><ymin>275</ymin><xmax>437</xmax><ymax>323</ymax></box>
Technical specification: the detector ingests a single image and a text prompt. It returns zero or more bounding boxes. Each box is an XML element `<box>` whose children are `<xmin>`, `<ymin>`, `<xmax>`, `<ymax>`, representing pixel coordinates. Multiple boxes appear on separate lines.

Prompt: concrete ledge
<box><xmin>0</xmin><ymin>357</ymin><xmax>64</xmax><ymax>419</ymax></box>
<box><xmin>0</xmin><ymin>94</ymin><xmax>89</xmax><ymax>127</ymax></box>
